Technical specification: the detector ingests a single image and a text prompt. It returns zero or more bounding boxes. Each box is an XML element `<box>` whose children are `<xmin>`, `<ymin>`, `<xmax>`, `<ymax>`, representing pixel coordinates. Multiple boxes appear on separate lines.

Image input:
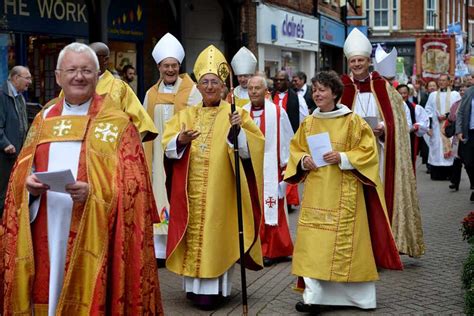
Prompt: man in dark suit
<box><xmin>456</xmin><ymin>85</ymin><xmax>474</xmax><ymax>201</ymax></box>
<box><xmin>0</xmin><ymin>65</ymin><xmax>31</xmax><ymax>217</ymax></box>
<box><xmin>292</xmin><ymin>71</ymin><xmax>316</xmax><ymax>113</ymax></box>
<box><xmin>273</xmin><ymin>70</ymin><xmax>304</xmax><ymax>133</ymax></box>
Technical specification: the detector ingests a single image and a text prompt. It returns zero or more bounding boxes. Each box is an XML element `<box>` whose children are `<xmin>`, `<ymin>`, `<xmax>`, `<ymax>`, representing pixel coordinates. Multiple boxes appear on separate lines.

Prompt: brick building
<box><xmin>365</xmin><ymin>0</ymin><xmax>470</xmax><ymax>79</ymax></box>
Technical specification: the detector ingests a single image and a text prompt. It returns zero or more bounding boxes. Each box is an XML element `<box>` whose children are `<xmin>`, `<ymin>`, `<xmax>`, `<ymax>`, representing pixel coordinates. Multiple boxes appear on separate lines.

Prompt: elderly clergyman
<box><xmin>0</xmin><ymin>42</ymin><xmax>163</xmax><ymax>315</ymax></box>
<box><xmin>162</xmin><ymin>45</ymin><xmax>264</xmax><ymax>310</ymax></box>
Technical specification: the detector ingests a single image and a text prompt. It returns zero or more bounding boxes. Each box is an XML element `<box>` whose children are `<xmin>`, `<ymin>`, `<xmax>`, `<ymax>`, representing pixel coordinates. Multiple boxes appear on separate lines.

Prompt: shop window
<box><xmin>281</xmin><ymin>50</ymin><xmax>301</xmax><ymax>77</ymax></box>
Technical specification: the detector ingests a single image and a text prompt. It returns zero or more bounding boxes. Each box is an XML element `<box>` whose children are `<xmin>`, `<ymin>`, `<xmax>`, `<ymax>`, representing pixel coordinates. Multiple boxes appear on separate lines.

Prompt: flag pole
<box><xmin>221</xmin><ymin>62</ymin><xmax>248</xmax><ymax>315</ymax></box>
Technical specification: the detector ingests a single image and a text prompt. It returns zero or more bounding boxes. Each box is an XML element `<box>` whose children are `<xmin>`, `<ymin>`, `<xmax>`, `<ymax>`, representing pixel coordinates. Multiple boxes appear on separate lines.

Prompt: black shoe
<box><xmin>263</xmin><ymin>257</ymin><xmax>275</xmax><ymax>267</ymax></box>
<box><xmin>471</xmin><ymin>185</ymin><xmax>474</xmax><ymax>190</ymax></box>
<box><xmin>449</xmin><ymin>183</ymin><xmax>459</xmax><ymax>191</ymax></box>
<box><xmin>287</xmin><ymin>204</ymin><xmax>295</xmax><ymax>213</ymax></box>
<box><xmin>156</xmin><ymin>258</ymin><xmax>166</xmax><ymax>268</ymax></box>
<box><xmin>471</xmin><ymin>192</ymin><xmax>474</xmax><ymax>202</ymax></box>
<box><xmin>295</xmin><ymin>301</ymin><xmax>320</xmax><ymax>314</ymax></box>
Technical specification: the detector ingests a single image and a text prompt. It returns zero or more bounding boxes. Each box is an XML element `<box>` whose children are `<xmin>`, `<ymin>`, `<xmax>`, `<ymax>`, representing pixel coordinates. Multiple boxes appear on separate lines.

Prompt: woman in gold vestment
<box><xmin>285</xmin><ymin>71</ymin><xmax>402</xmax><ymax>314</ymax></box>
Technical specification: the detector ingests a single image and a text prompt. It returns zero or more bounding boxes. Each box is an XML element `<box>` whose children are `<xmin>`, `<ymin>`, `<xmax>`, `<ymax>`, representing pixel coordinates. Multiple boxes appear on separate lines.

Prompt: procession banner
<box><xmin>416</xmin><ymin>35</ymin><xmax>455</xmax><ymax>82</ymax></box>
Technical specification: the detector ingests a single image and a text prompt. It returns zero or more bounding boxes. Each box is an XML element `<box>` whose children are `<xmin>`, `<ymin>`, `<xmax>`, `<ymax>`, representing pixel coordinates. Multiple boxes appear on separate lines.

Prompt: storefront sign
<box><xmin>0</xmin><ymin>0</ymin><xmax>144</xmax><ymax>41</ymax></box>
<box><xmin>1</xmin><ymin>0</ymin><xmax>88</xmax><ymax>36</ymax></box>
<box><xmin>348</xmin><ymin>25</ymin><xmax>368</xmax><ymax>37</ymax></box>
<box><xmin>108</xmin><ymin>2</ymin><xmax>145</xmax><ymax>41</ymax></box>
<box><xmin>319</xmin><ymin>15</ymin><xmax>345</xmax><ymax>48</ymax></box>
<box><xmin>282</xmin><ymin>14</ymin><xmax>304</xmax><ymax>39</ymax></box>
<box><xmin>257</xmin><ymin>4</ymin><xmax>319</xmax><ymax>52</ymax></box>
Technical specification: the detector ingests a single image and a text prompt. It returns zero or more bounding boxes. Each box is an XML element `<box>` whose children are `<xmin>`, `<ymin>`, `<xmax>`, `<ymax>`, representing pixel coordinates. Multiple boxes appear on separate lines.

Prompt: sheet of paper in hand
<box><xmin>34</xmin><ymin>169</ymin><xmax>76</xmax><ymax>194</ymax></box>
<box><xmin>363</xmin><ymin>116</ymin><xmax>379</xmax><ymax>129</ymax></box>
<box><xmin>306</xmin><ymin>132</ymin><xmax>333</xmax><ymax>167</ymax></box>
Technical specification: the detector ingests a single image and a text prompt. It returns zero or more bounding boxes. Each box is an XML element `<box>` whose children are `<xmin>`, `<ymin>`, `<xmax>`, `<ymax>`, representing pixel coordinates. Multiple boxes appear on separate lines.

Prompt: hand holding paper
<box><xmin>33</xmin><ymin>169</ymin><xmax>76</xmax><ymax>194</ymax></box>
<box><xmin>306</xmin><ymin>132</ymin><xmax>333</xmax><ymax>167</ymax></box>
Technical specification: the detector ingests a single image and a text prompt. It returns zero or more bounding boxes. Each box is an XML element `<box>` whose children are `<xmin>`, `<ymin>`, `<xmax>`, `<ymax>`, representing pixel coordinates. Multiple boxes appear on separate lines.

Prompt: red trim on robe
<box><xmin>165</xmin><ymin>145</ymin><xmax>263</xmax><ymax>270</ymax></box>
<box><xmin>273</xmin><ymin>92</ymin><xmax>289</xmax><ymax>111</ymax></box>
<box><xmin>165</xmin><ymin>147</ymin><xmax>190</xmax><ymax>258</ymax></box>
<box><xmin>341</xmin><ymin>72</ymin><xmax>396</xmax><ymax>222</ymax></box>
<box><xmin>31</xmin><ymin>100</ymin><xmax>64</xmax><ymax>304</ymax></box>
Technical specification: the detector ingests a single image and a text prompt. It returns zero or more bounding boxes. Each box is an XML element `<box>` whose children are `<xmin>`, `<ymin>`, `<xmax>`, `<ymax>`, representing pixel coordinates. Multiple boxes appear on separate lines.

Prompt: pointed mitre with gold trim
<box><xmin>231</xmin><ymin>46</ymin><xmax>257</xmax><ymax>76</ymax></box>
<box><xmin>152</xmin><ymin>33</ymin><xmax>185</xmax><ymax>64</ymax></box>
<box><xmin>343</xmin><ymin>28</ymin><xmax>372</xmax><ymax>59</ymax></box>
<box><xmin>193</xmin><ymin>45</ymin><xmax>229</xmax><ymax>82</ymax></box>
<box><xmin>374</xmin><ymin>44</ymin><xmax>398</xmax><ymax>78</ymax></box>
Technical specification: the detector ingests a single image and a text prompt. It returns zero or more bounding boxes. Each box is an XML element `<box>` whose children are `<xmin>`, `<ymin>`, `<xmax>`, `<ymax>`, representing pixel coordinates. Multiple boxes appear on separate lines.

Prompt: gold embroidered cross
<box><xmin>94</xmin><ymin>123</ymin><xmax>119</xmax><ymax>143</ymax></box>
<box><xmin>53</xmin><ymin>119</ymin><xmax>72</xmax><ymax>137</ymax></box>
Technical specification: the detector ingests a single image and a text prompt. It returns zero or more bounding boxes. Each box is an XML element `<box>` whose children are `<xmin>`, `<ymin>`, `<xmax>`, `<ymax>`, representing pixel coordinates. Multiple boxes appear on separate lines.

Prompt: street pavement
<box><xmin>159</xmin><ymin>162</ymin><xmax>472</xmax><ymax>315</ymax></box>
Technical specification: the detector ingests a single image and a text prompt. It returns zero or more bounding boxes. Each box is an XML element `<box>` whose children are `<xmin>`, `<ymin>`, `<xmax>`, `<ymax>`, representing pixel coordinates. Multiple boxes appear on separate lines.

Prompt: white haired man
<box><xmin>0</xmin><ymin>42</ymin><xmax>163</xmax><ymax>315</ymax></box>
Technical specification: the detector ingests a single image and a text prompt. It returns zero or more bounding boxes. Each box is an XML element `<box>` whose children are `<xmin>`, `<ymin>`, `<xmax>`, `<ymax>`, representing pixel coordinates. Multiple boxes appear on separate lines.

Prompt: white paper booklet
<box><xmin>363</xmin><ymin>116</ymin><xmax>379</xmax><ymax>129</ymax></box>
<box><xmin>306</xmin><ymin>132</ymin><xmax>333</xmax><ymax>167</ymax></box>
<box><xmin>34</xmin><ymin>169</ymin><xmax>76</xmax><ymax>194</ymax></box>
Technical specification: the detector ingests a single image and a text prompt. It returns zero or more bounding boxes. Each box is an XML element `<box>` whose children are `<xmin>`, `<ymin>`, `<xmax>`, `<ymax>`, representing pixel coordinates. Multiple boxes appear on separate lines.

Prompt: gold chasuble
<box><xmin>0</xmin><ymin>95</ymin><xmax>162</xmax><ymax>315</ymax></box>
<box><xmin>162</xmin><ymin>100</ymin><xmax>264</xmax><ymax>278</ymax></box>
<box><xmin>285</xmin><ymin>106</ymin><xmax>402</xmax><ymax>283</ymax></box>
<box><xmin>46</xmin><ymin>70</ymin><xmax>158</xmax><ymax>141</ymax></box>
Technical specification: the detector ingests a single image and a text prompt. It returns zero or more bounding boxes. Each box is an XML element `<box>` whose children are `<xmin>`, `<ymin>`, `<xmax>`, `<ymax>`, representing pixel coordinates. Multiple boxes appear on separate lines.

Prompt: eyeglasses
<box><xmin>199</xmin><ymin>79</ymin><xmax>221</xmax><ymax>87</ymax></box>
<box><xmin>57</xmin><ymin>68</ymin><xmax>98</xmax><ymax>78</ymax></box>
<box><xmin>17</xmin><ymin>75</ymin><xmax>32</xmax><ymax>81</ymax></box>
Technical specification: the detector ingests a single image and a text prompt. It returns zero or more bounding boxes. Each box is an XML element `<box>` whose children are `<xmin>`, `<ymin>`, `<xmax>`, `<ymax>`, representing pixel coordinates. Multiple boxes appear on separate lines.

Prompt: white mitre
<box><xmin>152</xmin><ymin>33</ymin><xmax>185</xmax><ymax>64</ymax></box>
<box><xmin>231</xmin><ymin>46</ymin><xmax>257</xmax><ymax>76</ymax></box>
<box><xmin>343</xmin><ymin>28</ymin><xmax>372</xmax><ymax>59</ymax></box>
<box><xmin>374</xmin><ymin>44</ymin><xmax>398</xmax><ymax>78</ymax></box>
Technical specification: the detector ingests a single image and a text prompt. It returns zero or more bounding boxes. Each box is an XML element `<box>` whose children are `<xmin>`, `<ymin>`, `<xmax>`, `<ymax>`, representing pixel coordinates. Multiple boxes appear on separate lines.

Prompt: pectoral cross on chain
<box><xmin>199</xmin><ymin>143</ymin><xmax>207</xmax><ymax>152</ymax></box>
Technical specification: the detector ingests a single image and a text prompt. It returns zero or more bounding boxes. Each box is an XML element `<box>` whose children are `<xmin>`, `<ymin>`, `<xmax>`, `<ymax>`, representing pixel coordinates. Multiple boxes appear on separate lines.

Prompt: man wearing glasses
<box><xmin>0</xmin><ymin>65</ymin><xmax>31</xmax><ymax>218</ymax></box>
<box><xmin>0</xmin><ymin>43</ymin><xmax>162</xmax><ymax>314</ymax></box>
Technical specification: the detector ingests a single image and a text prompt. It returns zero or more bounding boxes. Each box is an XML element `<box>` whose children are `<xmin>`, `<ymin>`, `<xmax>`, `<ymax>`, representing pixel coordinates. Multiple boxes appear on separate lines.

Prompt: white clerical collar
<box><xmin>65</xmin><ymin>98</ymin><xmax>92</xmax><ymax>108</ymax></box>
<box><xmin>312</xmin><ymin>104</ymin><xmax>352</xmax><ymax>118</ymax></box>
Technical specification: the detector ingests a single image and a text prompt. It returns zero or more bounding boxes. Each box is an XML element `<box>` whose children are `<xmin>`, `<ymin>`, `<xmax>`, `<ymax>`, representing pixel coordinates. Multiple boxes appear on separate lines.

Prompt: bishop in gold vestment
<box><xmin>162</xmin><ymin>45</ymin><xmax>264</xmax><ymax>309</ymax></box>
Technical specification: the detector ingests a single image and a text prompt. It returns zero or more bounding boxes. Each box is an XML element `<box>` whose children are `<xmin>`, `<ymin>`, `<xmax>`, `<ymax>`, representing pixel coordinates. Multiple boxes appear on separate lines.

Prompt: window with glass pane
<box><xmin>392</xmin><ymin>0</ymin><xmax>398</xmax><ymax>28</ymax></box>
<box><xmin>365</xmin><ymin>0</ymin><xmax>370</xmax><ymax>26</ymax></box>
<box><xmin>374</xmin><ymin>0</ymin><xmax>389</xmax><ymax>27</ymax></box>
<box><xmin>426</xmin><ymin>0</ymin><xmax>436</xmax><ymax>28</ymax></box>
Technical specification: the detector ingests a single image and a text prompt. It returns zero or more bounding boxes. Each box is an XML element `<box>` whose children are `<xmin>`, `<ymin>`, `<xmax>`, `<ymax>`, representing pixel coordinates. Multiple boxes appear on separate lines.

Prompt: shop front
<box><xmin>0</xmin><ymin>0</ymin><xmax>146</xmax><ymax>104</ymax></box>
<box><xmin>319</xmin><ymin>15</ymin><xmax>345</xmax><ymax>74</ymax></box>
<box><xmin>256</xmin><ymin>3</ymin><xmax>319</xmax><ymax>80</ymax></box>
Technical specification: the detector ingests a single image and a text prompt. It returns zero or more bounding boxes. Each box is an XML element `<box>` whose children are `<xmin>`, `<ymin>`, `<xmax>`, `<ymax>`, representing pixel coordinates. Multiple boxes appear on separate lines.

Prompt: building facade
<box><xmin>364</xmin><ymin>0</ymin><xmax>470</xmax><ymax>79</ymax></box>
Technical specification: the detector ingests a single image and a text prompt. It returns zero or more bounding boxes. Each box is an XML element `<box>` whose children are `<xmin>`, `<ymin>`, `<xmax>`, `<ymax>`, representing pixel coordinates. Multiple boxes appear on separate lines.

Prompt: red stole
<box><xmin>341</xmin><ymin>72</ymin><xmax>396</xmax><ymax>222</ymax></box>
<box><xmin>273</xmin><ymin>92</ymin><xmax>289</xmax><ymax>111</ymax></box>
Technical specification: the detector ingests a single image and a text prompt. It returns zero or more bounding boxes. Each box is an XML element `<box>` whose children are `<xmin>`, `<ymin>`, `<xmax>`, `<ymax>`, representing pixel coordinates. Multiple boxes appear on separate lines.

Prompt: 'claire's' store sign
<box><xmin>282</xmin><ymin>14</ymin><xmax>305</xmax><ymax>39</ymax></box>
<box><xmin>257</xmin><ymin>4</ymin><xmax>319</xmax><ymax>52</ymax></box>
